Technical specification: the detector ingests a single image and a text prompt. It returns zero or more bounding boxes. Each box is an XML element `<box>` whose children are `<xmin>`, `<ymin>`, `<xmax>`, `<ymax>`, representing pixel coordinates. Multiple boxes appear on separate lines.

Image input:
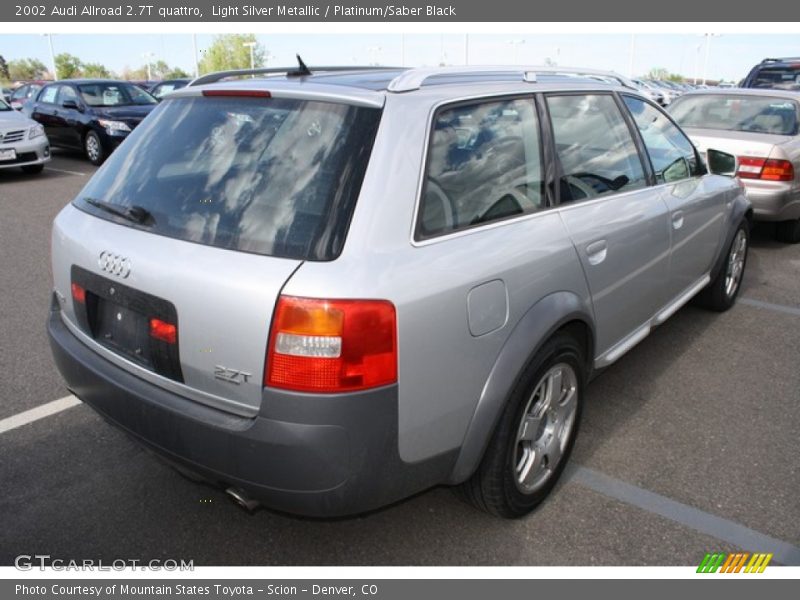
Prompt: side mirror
<box><xmin>62</xmin><ymin>99</ymin><xmax>83</xmax><ymax>111</ymax></box>
<box><xmin>707</xmin><ymin>149</ymin><xmax>737</xmax><ymax>177</ymax></box>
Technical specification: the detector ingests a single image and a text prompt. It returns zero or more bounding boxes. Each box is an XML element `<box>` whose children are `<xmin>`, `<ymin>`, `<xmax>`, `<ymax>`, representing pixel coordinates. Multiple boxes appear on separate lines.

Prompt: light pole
<box><xmin>243</xmin><ymin>41</ymin><xmax>257</xmax><ymax>70</ymax></box>
<box><xmin>141</xmin><ymin>52</ymin><xmax>155</xmax><ymax>80</ymax></box>
<box><xmin>702</xmin><ymin>33</ymin><xmax>720</xmax><ymax>85</ymax></box>
<box><xmin>508</xmin><ymin>39</ymin><xmax>525</xmax><ymax>65</ymax></box>
<box><xmin>192</xmin><ymin>34</ymin><xmax>199</xmax><ymax>78</ymax></box>
<box><xmin>43</xmin><ymin>34</ymin><xmax>57</xmax><ymax>81</ymax></box>
<box><xmin>628</xmin><ymin>34</ymin><xmax>636</xmax><ymax>78</ymax></box>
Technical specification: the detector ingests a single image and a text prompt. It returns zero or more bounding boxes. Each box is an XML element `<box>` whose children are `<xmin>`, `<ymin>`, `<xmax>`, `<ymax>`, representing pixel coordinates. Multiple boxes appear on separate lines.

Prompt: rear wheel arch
<box><xmin>447</xmin><ymin>292</ymin><xmax>594</xmax><ymax>485</ymax></box>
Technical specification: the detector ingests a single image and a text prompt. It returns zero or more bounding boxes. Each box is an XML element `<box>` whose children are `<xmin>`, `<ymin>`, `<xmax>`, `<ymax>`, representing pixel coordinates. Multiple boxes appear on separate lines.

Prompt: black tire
<box><xmin>20</xmin><ymin>164</ymin><xmax>44</xmax><ymax>174</ymax></box>
<box><xmin>456</xmin><ymin>332</ymin><xmax>585</xmax><ymax>518</ymax></box>
<box><xmin>776</xmin><ymin>218</ymin><xmax>800</xmax><ymax>244</ymax></box>
<box><xmin>84</xmin><ymin>130</ymin><xmax>105</xmax><ymax>165</ymax></box>
<box><xmin>695</xmin><ymin>220</ymin><xmax>749</xmax><ymax>312</ymax></box>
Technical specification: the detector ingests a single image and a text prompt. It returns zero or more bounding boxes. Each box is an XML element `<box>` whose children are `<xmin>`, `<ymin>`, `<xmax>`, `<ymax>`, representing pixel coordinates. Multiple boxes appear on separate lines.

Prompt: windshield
<box><xmin>750</xmin><ymin>66</ymin><xmax>800</xmax><ymax>90</ymax></box>
<box><xmin>77</xmin><ymin>82</ymin><xmax>158</xmax><ymax>107</ymax></box>
<box><xmin>670</xmin><ymin>94</ymin><xmax>799</xmax><ymax>135</ymax></box>
<box><xmin>0</xmin><ymin>98</ymin><xmax>10</xmax><ymax>111</ymax></box>
<box><xmin>74</xmin><ymin>95</ymin><xmax>381</xmax><ymax>260</ymax></box>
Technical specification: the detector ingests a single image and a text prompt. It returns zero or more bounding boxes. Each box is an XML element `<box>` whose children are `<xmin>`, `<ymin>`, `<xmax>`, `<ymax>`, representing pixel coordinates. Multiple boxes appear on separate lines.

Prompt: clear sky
<box><xmin>1</xmin><ymin>33</ymin><xmax>798</xmax><ymax>82</ymax></box>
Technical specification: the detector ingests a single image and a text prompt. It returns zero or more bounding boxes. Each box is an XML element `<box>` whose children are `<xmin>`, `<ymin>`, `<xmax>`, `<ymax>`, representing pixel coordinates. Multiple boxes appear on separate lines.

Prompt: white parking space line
<box><xmin>0</xmin><ymin>395</ymin><xmax>82</xmax><ymax>435</ymax></box>
<box><xmin>739</xmin><ymin>297</ymin><xmax>800</xmax><ymax>318</ymax></box>
<box><xmin>568</xmin><ymin>465</ymin><xmax>800</xmax><ymax>565</ymax></box>
<box><xmin>45</xmin><ymin>167</ymin><xmax>87</xmax><ymax>176</ymax></box>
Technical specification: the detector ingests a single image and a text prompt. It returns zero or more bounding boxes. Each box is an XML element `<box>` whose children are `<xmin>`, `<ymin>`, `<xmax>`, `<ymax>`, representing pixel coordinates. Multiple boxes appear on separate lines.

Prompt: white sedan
<box><xmin>0</xmin><ymin>97</ymin><xmax>50</xmax><ymax>174</ymax></box>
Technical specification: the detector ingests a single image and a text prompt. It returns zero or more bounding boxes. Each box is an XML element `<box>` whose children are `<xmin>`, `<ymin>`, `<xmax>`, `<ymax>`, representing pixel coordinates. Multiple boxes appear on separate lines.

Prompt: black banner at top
<box><xmin>3</xmin><ymin>0</ymin><xmax>800</xmax><ymax>22</ymax></box>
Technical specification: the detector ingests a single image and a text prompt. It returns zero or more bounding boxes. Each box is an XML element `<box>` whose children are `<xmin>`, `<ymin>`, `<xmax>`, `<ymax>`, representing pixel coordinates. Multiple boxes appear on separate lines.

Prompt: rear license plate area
<box><xmin>71</xmin><ymin>265</ymin><xmax>183</xmax><ymax>382</ymax></box>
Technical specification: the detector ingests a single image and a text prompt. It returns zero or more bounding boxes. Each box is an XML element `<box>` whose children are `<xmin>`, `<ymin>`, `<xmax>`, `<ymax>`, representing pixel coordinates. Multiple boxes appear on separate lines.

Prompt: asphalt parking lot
<box><xmin>1</xmin><ymin>151</ymin><xmax>798</xmax><ymax>566</ymax></box>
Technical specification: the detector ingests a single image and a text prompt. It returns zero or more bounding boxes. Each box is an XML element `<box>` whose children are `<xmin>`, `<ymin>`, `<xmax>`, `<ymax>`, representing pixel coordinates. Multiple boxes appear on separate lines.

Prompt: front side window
<box><xmin>624</xmin><ymin>95</ymin><xmax>701</xmax><ymax>183</ymax></box>
<box><xmin>57</xmin><ymin>85</ymin><xmax>79</xmax><ymax>104</ymax></box>
<box><xmin>546</xmin><ymin>94</ymin><xmax>646</xmax><ymax>203</ymax></box>
<box><xmin>418</xmin><ymin>97</ymin><xmax>543</xmax><ymax>239</ymax></box>
<box><xmin>39</xmin><ymin>85</ymin><xmax>58</xmax><ymax>104</ymax></box>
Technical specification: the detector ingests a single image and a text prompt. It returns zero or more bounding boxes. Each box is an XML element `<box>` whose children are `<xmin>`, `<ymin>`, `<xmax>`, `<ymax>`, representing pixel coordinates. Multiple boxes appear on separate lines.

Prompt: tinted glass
<box><xmin>749</xmin><ymin>66</ymin><xmax>800</xmax><ymax>90</ymax></box>
<box><xmin>74</xmin><ymin>96</ymin><xmax>381</xmax><ymax>261</ymax></box>
<box><xmin>624</xmin><ymin>95</ymin><xmax>701</xmax><ymax>183</ymax></box>
<box><xmin>669</xmin><ymin>94</ymin><xmax>799</xmax><ymax>136</ymax></box>
<box><xmin>418</xmin><ymin>97</ymin><xmax>543</xmax><ymax>239</ymax></box>
<box><xmin>58</xmin><ymin>85</ymin><xmax>79</xmax><ymax>103</ymax></box>
<box><xmin>39</xmin><ymin>86</ymin><xmax>58</xmax><ymax>104</ymax></box>
<box><xmin>547</xmin><ymin>94</ymin><xmax>646</xmax><ymax>203</ymax></box>
<box><xmin>77</xmin><ymin>83</ymin><xmax>157</xmax><ymax>107</ymax></box>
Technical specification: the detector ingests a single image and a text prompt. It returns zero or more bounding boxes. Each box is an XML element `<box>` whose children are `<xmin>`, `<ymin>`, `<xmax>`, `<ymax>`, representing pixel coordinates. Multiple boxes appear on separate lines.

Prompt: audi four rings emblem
<box><xmin>98</xmin><ymin>251</ymin><xmax>131</xmax><ymax>278</ymax></box>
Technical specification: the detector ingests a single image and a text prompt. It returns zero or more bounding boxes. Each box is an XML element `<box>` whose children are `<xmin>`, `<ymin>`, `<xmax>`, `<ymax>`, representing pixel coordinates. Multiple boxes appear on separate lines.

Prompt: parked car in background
<box><xmin>2</xmin><ymin>87</ymin><xmax>14</xmax><ymax>103</ymax></box>
<box><xmin>670</xmin><ymin>89</ymin><xmax>800</xmax><ymax>242</ymax></box>
<box><xmin>0</xmin><ymin>96</ymin><xmax>50</xmax><ymax>174</ymax></box>
<box><xmin>632</xmin><ymin>78</ymin><xmax>665</xmax><ymax>106</ymax></box>
<box><xmin>48</xmin><ymin>65</ymin><xmax>750</xmax><ymax>519</ymax></box>
<box><xmin>149</xmin><ymin>78</ymin><xmax>191</xmax><ymax>100</ymax></box>
<box><xmin>8</xmin><ymin>82</ymin><xmax>45</xmax><ymax>110</ymax></box>
<box><xmin>27</xmin><ymin>79</ymin><xmax>158</xmax><ymax>165</ymax></box>
<box><xmin>742</xmin><ymin>57</ymin><xmax>800</xmax><ymax>90</ymax></box>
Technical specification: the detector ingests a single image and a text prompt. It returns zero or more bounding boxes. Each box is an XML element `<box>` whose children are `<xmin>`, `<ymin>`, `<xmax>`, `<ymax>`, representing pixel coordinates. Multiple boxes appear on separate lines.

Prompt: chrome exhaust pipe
<box><xmin>225</xmin><ymin>487</ymin><xmax>261</xmax><ymax>513</ymax></box>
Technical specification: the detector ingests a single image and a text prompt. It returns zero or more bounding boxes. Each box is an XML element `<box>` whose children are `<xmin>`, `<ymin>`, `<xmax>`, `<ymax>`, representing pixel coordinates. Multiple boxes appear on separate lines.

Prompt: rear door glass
<box><xmin>418</xmin><ymin>97</ymin><xmax>543</xmax><ymax>239</ymax></box>
<box><xmin>74</xmin><ymin>95</ymin><xmax>381</xmax><ymax>260</ymax></box>
<box><xmin>546</xmin><ymin>94</ymin><xmax>647</xmax><ymax>203</ymax></box>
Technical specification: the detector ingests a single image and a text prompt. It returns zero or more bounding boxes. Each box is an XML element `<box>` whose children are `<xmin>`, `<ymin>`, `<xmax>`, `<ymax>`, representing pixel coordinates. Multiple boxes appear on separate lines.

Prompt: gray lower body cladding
<box><xmin>47</xmin><ymin>297</ymin><xmax>456</xmax><ymax>517</ymax></box>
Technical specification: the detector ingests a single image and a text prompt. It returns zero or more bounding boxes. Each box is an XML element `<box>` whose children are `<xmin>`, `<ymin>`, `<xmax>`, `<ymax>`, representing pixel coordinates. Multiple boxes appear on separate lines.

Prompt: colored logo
<box><xmin>697</xmin><ymin>552</ymin><xmax>773</xmax><ymax>573</ymax></box>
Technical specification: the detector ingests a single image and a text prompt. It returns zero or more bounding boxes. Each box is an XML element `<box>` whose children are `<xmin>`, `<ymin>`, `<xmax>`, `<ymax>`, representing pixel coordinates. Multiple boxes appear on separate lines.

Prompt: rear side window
<box><xmin>74</xmin><ymin>96</ymin><xmax>382</xmax><ymax>261</ymax></box>
<box><xmin>546</xmin><ymin>94</ymin><xmax>646</xmax><ymax>203</ymax></box>
<box><xmin>623</xmin><ymin>95</ymin><xmax>702</xmax><ymax>183</ymax></box>
<box><xmin>418</xmin><ymin>97</ymin><xmax>543</xmax><ymax>240</ymax></box>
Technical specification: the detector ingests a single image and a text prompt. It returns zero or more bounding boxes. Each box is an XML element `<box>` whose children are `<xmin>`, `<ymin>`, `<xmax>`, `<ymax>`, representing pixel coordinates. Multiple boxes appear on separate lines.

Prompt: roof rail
<box><xmin>387</xmin><ymin>65</ymin><xmax>637</xmax><ymax>93</ymax></box>
<box><xmin>189</xmin><ymin>66</ymin><xmax>398</xmax><ymax>87</ymax></box>
<box><xmin>760</xmin><ymin>57</ymin><xmax>800</xmax><ymax>64</ymax></box>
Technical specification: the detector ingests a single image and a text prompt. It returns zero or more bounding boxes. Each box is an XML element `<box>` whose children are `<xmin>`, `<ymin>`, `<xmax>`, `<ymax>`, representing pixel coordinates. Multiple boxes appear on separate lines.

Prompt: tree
<box><xmin>55</xmin><ymin>53</ymin><xmax>82</xmax><ymax>79</ymax></box>
<box><xmin>164</xmin><ymin>66</ymin><xmax>190</xmax><ymax>79</ymax></box>
<box><xmin>0</xmin><ymin>55</ymin><xmax>10</xmax><ymax>82</ymax></box>
<box><xmin>646</xmin><ymin>67</ymin><xmax>686</xmax><ymax>83</ymax></box>
<box><xmin>198</xmin><ymin>34</ymin><xmax>266</xmax><ymax>74</ymax></box>
<box><xmin>8</xmin><ymin>58</ymin><xmax>48</xmax><ymax>80</ymax></box>
<box><xmin>82</xmin><ymin>62</ymin><xmax>112</xmax><ymax>78</ymax></box>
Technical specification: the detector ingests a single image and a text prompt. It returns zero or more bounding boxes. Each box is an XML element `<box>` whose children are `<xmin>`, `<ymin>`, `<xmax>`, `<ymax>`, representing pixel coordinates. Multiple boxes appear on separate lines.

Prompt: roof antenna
<box><xmin>288</xmin><ymin>54</ymin><xmax>312</xmax><ymax>77</ymax></box>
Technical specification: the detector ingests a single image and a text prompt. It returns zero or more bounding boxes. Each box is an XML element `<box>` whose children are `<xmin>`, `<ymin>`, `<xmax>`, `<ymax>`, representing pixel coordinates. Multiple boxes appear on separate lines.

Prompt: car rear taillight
<box><xmin>71</xmin><ymin>283</ymin><xmax>86</xmax><ymax>304</ymax></box>
<box><xmin>737</xmin><ymin>157</ymin><xmax>795</xmax><ymax>181</ymax></box>
<box><xmin>266</xmin><ymin>296</ymin><xmax>397</xmax><ymax>393</ymax></box>
<box><xmin>149</xmin><ymin>318</ymin><xmax>177</xmax><ymax>344</ymax></box>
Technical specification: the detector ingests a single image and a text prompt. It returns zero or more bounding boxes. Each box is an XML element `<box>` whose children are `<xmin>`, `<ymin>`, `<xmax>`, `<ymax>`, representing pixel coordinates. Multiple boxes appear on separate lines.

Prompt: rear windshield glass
<box><xmin>74</xmin><ymin>95</ymin><xmax>382</xmax><ymax>260</ymax></box>
<box><xmin>749</xmin><ymin>66</ymin><xmax>800</xmax><ymax>90</ymax></box>
<box><xmin>669</xmin><ymin>95</ymin><xmax>799</xmax><ymax>136</ymax></box>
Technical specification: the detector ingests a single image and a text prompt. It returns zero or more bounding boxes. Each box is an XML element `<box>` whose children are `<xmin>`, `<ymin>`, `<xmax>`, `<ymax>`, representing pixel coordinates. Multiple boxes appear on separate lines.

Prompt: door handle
<box><xmin>586</xmin><ymin>240</ymin><xmax>608</xmax><ymax>266</ymax></box>
<box><xmin>672</xmin><ymin>210</ymin><xmax>684</xmax><ymax>230</ymax></box>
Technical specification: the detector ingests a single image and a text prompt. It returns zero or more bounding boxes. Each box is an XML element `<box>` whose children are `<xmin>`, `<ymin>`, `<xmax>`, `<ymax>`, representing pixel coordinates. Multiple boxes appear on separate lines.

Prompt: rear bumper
<box><xmin>744</xmin><ymin>181</ymin><xmax>800</xmax><ymax>221</ymax></box>
<box><xmin>48</xmin><ymin>297</ymin><xmax>454</xmax><ymax>517</ymax></box>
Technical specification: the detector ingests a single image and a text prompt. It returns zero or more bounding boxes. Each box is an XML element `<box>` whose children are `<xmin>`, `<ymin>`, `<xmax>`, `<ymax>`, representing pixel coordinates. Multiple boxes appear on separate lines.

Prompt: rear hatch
<box><xmin>52</xmin><ymin>89</ymin><xmax>382</xmax><ymax>416</ymax></box>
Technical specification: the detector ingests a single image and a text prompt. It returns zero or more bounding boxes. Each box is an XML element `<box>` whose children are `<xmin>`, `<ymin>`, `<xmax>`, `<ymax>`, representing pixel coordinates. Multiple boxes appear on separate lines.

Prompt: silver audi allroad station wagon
<box><xmin>48</xmin><ymin>65</ymin><xmax>751</xmax><ymax>518</ymax></box>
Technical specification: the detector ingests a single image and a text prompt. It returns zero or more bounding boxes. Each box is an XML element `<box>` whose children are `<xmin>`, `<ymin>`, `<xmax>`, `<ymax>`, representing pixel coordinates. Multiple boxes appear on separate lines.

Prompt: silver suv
<box><xmin>48</xmin><ymin>65</ymin><xmax>751</xmax><ymax>518</ymax></box>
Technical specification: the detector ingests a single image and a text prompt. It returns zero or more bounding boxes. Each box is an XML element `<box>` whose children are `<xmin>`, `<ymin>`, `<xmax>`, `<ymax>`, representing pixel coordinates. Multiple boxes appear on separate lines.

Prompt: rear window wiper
<box><xmin>83</xmin><ymin>197</ymin><xmax>155</xmax><ymax>226</ymax></box>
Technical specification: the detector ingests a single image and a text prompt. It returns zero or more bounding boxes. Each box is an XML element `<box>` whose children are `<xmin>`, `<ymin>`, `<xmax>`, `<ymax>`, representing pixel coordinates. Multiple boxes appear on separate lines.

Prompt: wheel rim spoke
<box><xmin>514</xmin><ymin>362</ymin><xmax>579</xmax><ymax>494</ymax></box>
